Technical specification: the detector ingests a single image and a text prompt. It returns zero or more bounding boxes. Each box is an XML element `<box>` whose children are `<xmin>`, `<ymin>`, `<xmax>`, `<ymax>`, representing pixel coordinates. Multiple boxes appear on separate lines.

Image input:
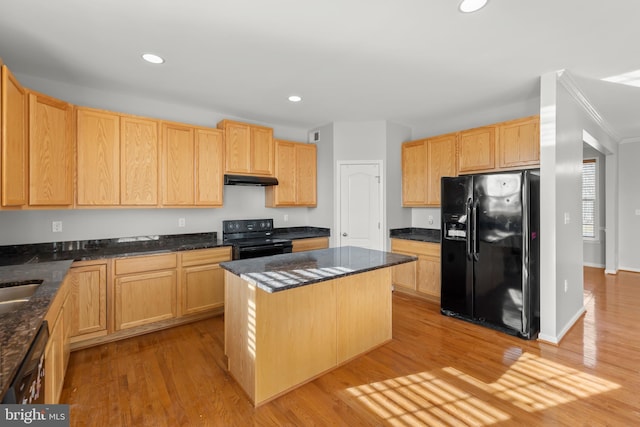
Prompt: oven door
<box><xmin>237</xmin><ymin>243</ymin><xmax>292</xmax><ymax>259</ymax></box>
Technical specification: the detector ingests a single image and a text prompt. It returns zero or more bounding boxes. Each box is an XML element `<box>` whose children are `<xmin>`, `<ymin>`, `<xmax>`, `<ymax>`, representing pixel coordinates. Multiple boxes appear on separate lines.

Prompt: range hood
<box><xmin>224</xmin><ymin>174</ymin><xmax>279</xmax><ymax>186</ymax></box>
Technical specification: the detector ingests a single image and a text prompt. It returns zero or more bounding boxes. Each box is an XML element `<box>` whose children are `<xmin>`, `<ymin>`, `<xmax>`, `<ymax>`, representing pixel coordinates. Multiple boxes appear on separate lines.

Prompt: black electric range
<box><xmin>222</xmin><ymin>219</ymin><xmax>293</xmax><ymax>260</ymax></box>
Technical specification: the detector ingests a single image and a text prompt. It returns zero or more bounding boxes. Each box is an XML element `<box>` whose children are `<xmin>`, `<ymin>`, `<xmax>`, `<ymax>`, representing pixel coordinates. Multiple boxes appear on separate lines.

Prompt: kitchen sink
<box><xmin>0</xmin><ymin>280</ymin><xmax>43</xmax><ymax>302</ymax></box>
<box><xmin>0</xmin><ymin>299</ymin><xmax>30</xmax><ymax>315</ymax></box>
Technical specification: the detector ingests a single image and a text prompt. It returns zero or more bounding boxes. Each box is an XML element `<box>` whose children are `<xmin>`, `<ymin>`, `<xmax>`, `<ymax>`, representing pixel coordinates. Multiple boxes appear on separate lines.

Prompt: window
<box><xmin>582</xmin><ymin>159</ymin><xmax>597</xmax><ymax>238</ymax></box>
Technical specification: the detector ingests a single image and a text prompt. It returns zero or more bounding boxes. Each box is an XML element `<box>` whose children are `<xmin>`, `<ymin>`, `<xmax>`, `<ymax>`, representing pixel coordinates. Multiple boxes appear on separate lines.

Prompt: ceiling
<box><xmin>1</xmin><ymin>0</ymin><xmax>640</xmax><ymax>137</ymax></box>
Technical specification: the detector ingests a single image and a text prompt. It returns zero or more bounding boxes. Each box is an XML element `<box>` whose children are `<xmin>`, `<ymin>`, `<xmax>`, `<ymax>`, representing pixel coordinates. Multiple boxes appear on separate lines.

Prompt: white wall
<box><xmin>539</xmin><ymin>71</ymin><xmax>618</xmax><ymax>343</ymax></box>
<box><xmin>307</xmin><ymin>123</ymin><xmax>335</xmax><ymax>245</ymax></box>
<box><xmin>618</xmin><ymin>141</ymin><xmax>640</xmax><ymax>271</ymax></box>
<box><xmin>582</xmin><ymin>145</ymin><xmax>606</xmax><ymax>268</ymax></box>
<box><xmin>386</xmin><ymin>122</ymin><xmax>413</xmax><ymax>246</ymax></box>
<box><xmin>0</xmin><ymin>73</ymin><xmax>317</xmax><ymax>245</ymax></box>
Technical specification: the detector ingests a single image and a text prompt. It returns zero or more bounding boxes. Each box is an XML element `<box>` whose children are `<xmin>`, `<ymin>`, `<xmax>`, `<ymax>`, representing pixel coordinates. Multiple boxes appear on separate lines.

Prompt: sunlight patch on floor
<box><xmin>346</xmin><ymin>352</ymin><xmax>620</xmax><ymax>426</ymax></box>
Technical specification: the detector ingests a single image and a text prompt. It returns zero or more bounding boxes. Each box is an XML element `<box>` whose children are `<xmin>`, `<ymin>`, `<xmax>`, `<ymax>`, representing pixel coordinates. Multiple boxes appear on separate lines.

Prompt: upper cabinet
<box><xmin>265</xmin><ymin>140</ymin><xmax>317</xmax><ymax>207</ymax></box>
<box><xmin>497</xmin><ymin>115</ymin><xmax>540</xmax><ymax>169</ymax></box>
<box><xmin>28</xmin><ymin>90</ymin><xmax>74</xmax><ymax>206</ymax></box>
<box><xmin>161</xmin><ymin>122</ymin><xmax>223</xmax><ymax>207</ymax></box>
<box><xmin>1</xmin><ymin>65</ymin><xmax>28</xmax><ymax>207</ymax></box>
<box><xmin>401</xmin><ymin>133</ymin><xmax>456</xmax><ymax>207</ymax></box>
<box><xmin>217</xmin><ymin>120</ymin><xmax>274</xmax><ymax>176</ymax></box>
<box><xmin>458</xmin><ymin>126</ymin><xmax>496</xmax><ymax>174</ymax></box>
<box><xmin>76</xmin><ymin>108</ymin><xmax>120</xmax><ymax>205</ymax></box>
<box><xmin>120</xmin><ymin>116</ymin><xmax>159</xmax><ymax>206</ymax></box>
<box><xmin>458</xmin><ymin>115</ymin><xmax>540</xmax><ymax>175</ymax></box>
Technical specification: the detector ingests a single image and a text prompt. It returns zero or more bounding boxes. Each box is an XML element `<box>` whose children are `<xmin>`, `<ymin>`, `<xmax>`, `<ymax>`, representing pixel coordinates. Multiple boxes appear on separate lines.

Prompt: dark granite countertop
<box><xmin>272</xmin><ymin>226</ymin><xmax>330</xmax><ymax>240</ymax></box>
<box><xmin>389</xmin><ymin>227</ymin><xmax>441</xmax><ymax>243</ymax></box>
<box><xmin>0</xmin><ymin>260</ymin><xmax>73</xmax><ymax>399</ymax></box>
<box><xmin>220</xmin><ymin>246</ymin><xmax>416</xmax><ymax>293</ymax></box>
<box><xmin>0</xmin><ymin>232</ymin><xmax>227</xmax><ymax>267</ymax></box>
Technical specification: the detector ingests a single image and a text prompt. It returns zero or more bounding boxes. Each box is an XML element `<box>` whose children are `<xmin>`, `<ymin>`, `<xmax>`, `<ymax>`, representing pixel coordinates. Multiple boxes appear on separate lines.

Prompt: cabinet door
<box><xmin>44</xmin><ymin>307</ymin><xmax>65</xmax><ymax>404</ymax></box>
<box><xmin>120</xmin><ymin>116</ymin><xmax>159</xmax><ymax>205</ymax></box>
<box><xmin>296</xmin><ymin>143</ymin><xmax>317</xmax><ymax>206</ymax></box>
<box><xmin>195</xmin><ymin>128</ymin><xmax>224</xmax><ymax>206</ymax></box>
<box><xmin>251</xmin><ymin>126</ymin><xmax>274</xmax><ymax>176</ymax></box>
<box><xmin>498</xmin><ymin>116</ymin><xmax>540</xmax><ymax>168</ymax></box>
<box><xmin>458</xmin><ymin>126</ymin><xmax>495</xmax><ymax>173</ymax></box>
<box><xmin>401</xmin><ymin>140</ymin><xmax>427</xmax><ymax>206</ymax></box>
<box><xmin>181</xmin><ymin>264</ymin><xmax>225</xmax><ymax>315</ymax></box>
<box><xmin>28</xmin><ymin>91</ymin><xmax>73</xmax><ymax>206</ymax></box>
<box><xmin>76</xmin><ymin>108</ymin><xmax>120</xmax><ymax>205</ymax></box>
<box><xmin>1</xmin><ymin>66</ymin><xmax>28</xmax><ymax>207</ymax></box>
<box><xmin>270</xmin><ymin>140</ymin><xmax>297</xmax><ymax>205</ymax></box>
<box><xmin>417</xmin><ymin>255</ymin><xmax>441</xmax><ymax>298</ymax></box>
<box><xmin>66</xmin><ymin>264</ymin><xmax>107</xmax><ymax>338</ymax></box>
<box><xmin>162</xmin><ymin>122</ymin><xmax>194</xmax><ymax>205</ymax></box>
<box><xmin>114</xmin><ymin>270</ymin><xmax>177</xmax><ymax>330</ymax></box>
<box><xmin>426</xmin><ymin>133</ymin><xmax>457</xmax><ymax>206</ymax></box>
<box><xmin>392</xmin><ymin>256</ymin><xmax>417</xmax><ymax>291</ymax></box>
<box><xmin>223</xmin><ymin>121</ymin><xmax>251</xmax><ymax>174</ymax></box>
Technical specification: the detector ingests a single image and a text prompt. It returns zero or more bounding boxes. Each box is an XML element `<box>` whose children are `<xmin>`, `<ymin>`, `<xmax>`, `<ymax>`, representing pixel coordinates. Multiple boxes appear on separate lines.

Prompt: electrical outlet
<box><xmin>564</xmin><ymin>279</ymin><xmax>568</xmax><ymax>293</ymax></box>
<box><xmin>178</xmin><ymin>218</ymin><xmax>186</xmax><ymax>227</ymax></box>
<box><xmin>564</xmin><ymin>212</ymin><xmax>570</xmax><ymax>224</ymax></box>
<box><xmin>284</xmin><ymin>214</ymin><xmax>288</xmax><ymax>222</ymax></box>
<box><xmin>52</xmin><ymin>221</ymin><xmax>63</xmax><ymax>233</ymax></box>
<box><xmin>428</xmin><ymin>215</ymin><xmax>434</xmax><ymax>225</ymax></box>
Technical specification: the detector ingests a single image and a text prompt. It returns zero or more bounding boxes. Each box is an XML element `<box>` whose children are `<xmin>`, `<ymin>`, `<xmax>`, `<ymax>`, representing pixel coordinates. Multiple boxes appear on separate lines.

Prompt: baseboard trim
<box><xmin>583</xmin><ymin>262</ymin><xmax>605</xmax><ymax>268</ymax></box>
<box><xmin>537</xmin><ymin>305</ymin><xmax>586</xmax><ymax>345</ymax></box>
<box><xmin>604</xmin><ymin>269</ymin><xmax>618</xmax><ymax>275</ymax></box>
<box><xmin>619</xmin><ymin>266</ymin><xmax>640</xmax><ymax>273</ymax></box>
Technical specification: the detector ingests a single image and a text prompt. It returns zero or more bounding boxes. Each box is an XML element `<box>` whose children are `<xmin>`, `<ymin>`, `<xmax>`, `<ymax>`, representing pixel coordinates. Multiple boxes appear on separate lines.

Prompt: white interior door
<box><xmin>338</xmin><ymin>162</ymin><xmax>382</xmax><ymax>250</ymax></box>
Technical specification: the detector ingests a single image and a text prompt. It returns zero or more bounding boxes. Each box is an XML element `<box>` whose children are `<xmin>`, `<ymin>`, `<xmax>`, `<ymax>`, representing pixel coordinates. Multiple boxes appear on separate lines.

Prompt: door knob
<box><xmin>342</xmin><ymin>232</ymin><xmax>348</xmax><ymax>237</ymax></box>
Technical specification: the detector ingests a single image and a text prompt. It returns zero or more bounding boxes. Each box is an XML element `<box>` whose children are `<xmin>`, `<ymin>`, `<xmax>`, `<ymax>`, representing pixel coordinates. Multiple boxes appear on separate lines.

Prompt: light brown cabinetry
<box><xmin>120</xmin><ymin>116</ymin><xmax>159</xmax><ymax>205</ymax></box>
<box><xmin>44</xmin><ymin>275</ymin><xmax>71</xmax><ymax>404</ymax></box>
<box><xmin>401</xmin><ymin>133</ymin><xmax>456</xmax><ymax>206</ymax></box>
<box><xmin>498</xmin><ymin>115</ymin><xmax>540</xmax><ymax>168</ymax></box>
<box><xmin>265</xmin><ymin>140</ymin><xmax>317</xmax><ymax>207</ymax></box>
<box><xmin>179</xmin><ymin>247</ymin><xmax>231</xmax><ymax>315</ymax></box>
<box><xmin>114</xmin><ymin>253</ymin><xmax>177</xmax><ymax>330</ymax></box>
<box><xmin>291</xmin><ymin>237</ymin><xmax>329</xmax><ymax>253</ymax></box>
<box><xmin>458</xmin><ymin>126</ymin><xmax>496</xmax><ymax>174</ymax></box>
<box><xmin>66</xmin><ymin>262</ymin><xmax>108</xmax><ymax>342</ymax></box>
<box><xmin>217</xmin><ymin>119</ymin><xmax>274</xmax><ymax>176</ymax></box>
<box><xmin>161</xmin><ymin>122</ymin><xmax>224</xmax><ymax>206</ymax></box>
<box><xmin>28</xmin><ymin>91</ymin><xmax>74</xmax><ymax>206</ymax></box>
<box><xmin>76</xmin><ymin>108</ymin><xmax>120</xmax><ymax>205</ymax></box>
<box><xmin>390</xmin><ymin>238</ymin><xmax>441</xmax><ymax>303</ymax></box>
<box><xmin>1</xmin><ymin>65</ymin><xmax>28</xmax><ymax>207</ymax></box>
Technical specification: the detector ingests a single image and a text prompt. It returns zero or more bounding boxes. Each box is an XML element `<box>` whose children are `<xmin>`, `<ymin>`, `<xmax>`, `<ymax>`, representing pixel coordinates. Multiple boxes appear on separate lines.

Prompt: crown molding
<box><xmin>557</xmin><ymin>70</ymin><xmax>621</xmax><ymax>143</ymax></box>
<box><xmin>620</xmin><ymin>136</ymin><xmax>640</xmax><ymax>144</ymax></box>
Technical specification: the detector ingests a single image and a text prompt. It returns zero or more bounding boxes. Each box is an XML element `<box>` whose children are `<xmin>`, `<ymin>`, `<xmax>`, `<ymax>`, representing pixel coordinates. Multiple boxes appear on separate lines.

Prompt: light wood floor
<box><xmin>61</xmin><ymin>267</ymin><xmax>640</xmax><ymax>426</ymax></box>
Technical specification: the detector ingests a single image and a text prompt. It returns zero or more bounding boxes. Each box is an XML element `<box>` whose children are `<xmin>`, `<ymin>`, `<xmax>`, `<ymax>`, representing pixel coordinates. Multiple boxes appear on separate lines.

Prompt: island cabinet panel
<box><xmin>76</xmin><ymin>108</ymin><xmax>120</xmax><ymax>205</ymax></box>
<box><xmin>28</xmin><ymin>91</ymin><xmax>74</xmax><ymax>206</ymax></box>
<box><xmin>458</xmin><ymin>126</ymin><xmax>496</xmax><ymax>174</ymax></box>
<box><xmin>1</xmin><ymin>65</ymin><xmax>28</xmax><ymax>207</ymax></box>
<box><xmin>66</xmin><ymin>263</ymin><xmax>108</xmax><ymax>340</ymax></box>
<box><xmin>120</xmin><ymin>116</ymin><xmax>159</xmax><ymax>205</ymax></box>
<box><xmin>224</xmin><ymin>264</ymin><xmax>394</xmax><ymax>407</ymax></box>
<box><xmin>336</xmin><ymin>269</ymin><xmax>392</xmax><ymax>364</ymax></box>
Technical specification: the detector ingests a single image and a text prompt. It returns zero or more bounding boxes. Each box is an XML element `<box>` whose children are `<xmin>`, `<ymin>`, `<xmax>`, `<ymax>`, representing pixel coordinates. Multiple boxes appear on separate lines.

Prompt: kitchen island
<box><xmin>220</xmin><ymin>246</ymin><xmax>416</xmax><ymax>406</ymax></box>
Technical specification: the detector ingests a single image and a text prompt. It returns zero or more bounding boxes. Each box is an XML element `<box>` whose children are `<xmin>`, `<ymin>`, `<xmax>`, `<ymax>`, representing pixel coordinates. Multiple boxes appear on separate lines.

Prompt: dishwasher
<box><xmin>2</xmin><ymin>321</ymin><xmax>48</xmax><ymax>404</ymax></box>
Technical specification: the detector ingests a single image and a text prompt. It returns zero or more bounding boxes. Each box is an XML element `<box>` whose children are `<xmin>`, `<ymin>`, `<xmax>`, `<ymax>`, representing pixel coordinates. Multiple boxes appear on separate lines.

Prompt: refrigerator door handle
<box><xmin>466</xmin><ymin>198</ymin><xmax>473</xmax><ymax>260</ymax></box>
<box><xmin>472</xmin><ymin>199</ymin><xmax>480</xmax><ymax>261</ymax></box>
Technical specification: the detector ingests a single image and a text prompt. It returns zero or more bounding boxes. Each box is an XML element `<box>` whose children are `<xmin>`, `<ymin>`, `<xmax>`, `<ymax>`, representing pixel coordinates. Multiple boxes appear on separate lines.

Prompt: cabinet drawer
<box><xmin>180</xmin><ymin>247</ymin><xmax>232</xmax><ymax>267</ymax></box>
<box><xmin>114</xmin><ymin>253</ymin><xmax>177</xmax><ymax>275</ymax></box>
<box><xmin>390</xmin><ymin>239</ymin><xmax>439</xmax><ymax>257</ymax></box>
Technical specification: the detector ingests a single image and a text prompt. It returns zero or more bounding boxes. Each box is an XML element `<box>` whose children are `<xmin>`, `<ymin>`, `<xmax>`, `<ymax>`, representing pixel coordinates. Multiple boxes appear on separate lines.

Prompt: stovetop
<box><xmin>222</xmin><ymin>219</ymin><xmax>292</xmax><ymax>247</ymax></box>
<box><xmin>225</xmin><ymin>237</ymin><xmax>292</xmax><ymax>248</ymax></box>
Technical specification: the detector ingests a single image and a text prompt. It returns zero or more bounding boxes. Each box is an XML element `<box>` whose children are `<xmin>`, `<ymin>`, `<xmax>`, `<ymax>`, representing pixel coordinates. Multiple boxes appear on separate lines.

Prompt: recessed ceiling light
<box><xmin>459</xmin><ymin>0</ymin><xmax>488</xmax><ymax>13</ymax></box>
<box><xmin>288</xmin><ymin>95</ymin><xmax>302</xmax><ymax>102</ymax></box>
<box><xmin>142</xmin><ymin>53</ymin><xmax>165</xmax><ymax>64</ymax></box>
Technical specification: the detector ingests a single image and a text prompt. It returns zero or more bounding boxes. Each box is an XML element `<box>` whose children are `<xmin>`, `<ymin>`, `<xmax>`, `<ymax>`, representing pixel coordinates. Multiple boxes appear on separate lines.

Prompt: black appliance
<box><xmin>224</xmin><ymin>174</ymin><xmax>278</xmax><ymax>186</ymax></box>
<box><xmin>223</xmin><ymin>219</ymin><xmax>293</xmax><ymax>260</ymax></box>
<box><xmin>2</xmin><ymin>321</ymin><xmax>48</xmax><ymax>404</ymax></box>
<box><xmin>440</xmin><ymin>170</ymin><xmax>540</xmax><ymax>339</ymax></box>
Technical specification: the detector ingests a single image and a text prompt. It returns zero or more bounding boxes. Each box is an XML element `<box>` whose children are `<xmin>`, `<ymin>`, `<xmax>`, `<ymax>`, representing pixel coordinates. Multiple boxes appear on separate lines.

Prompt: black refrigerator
<box><xmin>440</xmin><ymin>170</ymin><xmax>540</xmax><ymax>339</ymax></box>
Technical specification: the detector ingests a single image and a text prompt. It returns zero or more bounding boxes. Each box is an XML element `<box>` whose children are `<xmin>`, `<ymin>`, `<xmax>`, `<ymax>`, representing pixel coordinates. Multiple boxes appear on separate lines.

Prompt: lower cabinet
<box><xmin>66</xmin><ymin>261</ymin><xmax>108</xmax><ymax>342</ymax></box>
<box><xmin>291</xmin><ymin>237</ymin><xmax>329</xmax><ymax>253</ymax></box>
<box><xmin>44</xmin><ymin>276</ymin><xmax>71</xmax><ymax>404</ymax></box>
<box><xmin>180</xmin><ymin>247</ymin><xmax>231</xmax><ymax>316</ymax></box>
<box><xmin>390</xmin><ymin>238</ymin><xmax>441</xmax><ymax>303</ymax></box>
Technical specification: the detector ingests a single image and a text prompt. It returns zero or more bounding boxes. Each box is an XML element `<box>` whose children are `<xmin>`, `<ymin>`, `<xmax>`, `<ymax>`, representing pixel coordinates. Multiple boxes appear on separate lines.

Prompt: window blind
<box><xmin>582</xmin><ymin>159</ymin><xmax>596</xmax><ymax>238</ymax></box>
